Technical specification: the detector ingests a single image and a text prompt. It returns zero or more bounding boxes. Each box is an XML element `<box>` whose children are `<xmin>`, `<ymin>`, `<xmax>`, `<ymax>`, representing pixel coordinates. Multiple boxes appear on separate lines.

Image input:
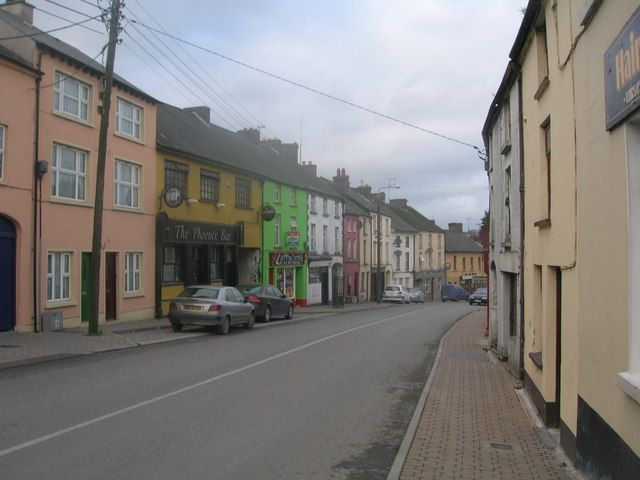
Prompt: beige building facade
<box><xmin>500</xmin><ymin>1</ymin><xmax>640</xmax><ymax>477</ymax></box>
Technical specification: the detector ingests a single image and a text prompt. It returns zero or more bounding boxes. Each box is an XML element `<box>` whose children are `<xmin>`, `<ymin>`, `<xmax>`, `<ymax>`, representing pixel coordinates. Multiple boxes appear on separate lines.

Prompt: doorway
<box><xmin>105</xmin><ymin>252</ymin><xmax>117</xmax><ymax>320</ymax></box>
<box><xmin>0</xmin><ymin>216</ymin><xmax>16</xmax><ymax>331</ymax></box>
<box><xmin>321</xmin><ymin>268</ymin><xmax>329</xmax><ymax>305</ymax></box>
<box><xmin>81</xmin><ymin>252</ymin><xmax>92</xmax><ymax>322</ymax></box>
<box><xmin>188</xmin><ymin>245</ymin><xmax>207</xmax><ymax>285</ymax></box>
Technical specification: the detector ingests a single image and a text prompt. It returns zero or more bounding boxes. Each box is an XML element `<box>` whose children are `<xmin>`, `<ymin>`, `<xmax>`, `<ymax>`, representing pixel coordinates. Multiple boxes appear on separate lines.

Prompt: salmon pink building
<box><xmin>0</xmin><ymin>1</ymin><xmax>157</xmax><ymax>330</ymax></box>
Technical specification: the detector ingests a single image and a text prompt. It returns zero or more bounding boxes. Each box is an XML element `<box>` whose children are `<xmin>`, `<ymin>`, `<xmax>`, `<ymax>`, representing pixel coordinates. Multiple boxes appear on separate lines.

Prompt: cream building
<box><xmin>495</xmin><ymin>1</ymin><xmax>640</xmax><ymax>477</ymax></box>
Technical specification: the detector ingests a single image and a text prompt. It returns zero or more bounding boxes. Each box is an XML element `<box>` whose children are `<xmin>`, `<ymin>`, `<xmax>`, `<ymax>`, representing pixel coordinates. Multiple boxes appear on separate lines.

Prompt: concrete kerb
<box><xmin>385</xmin><ymin>310</ymin><xmax>472</xmax><ymax>480</ymax></box>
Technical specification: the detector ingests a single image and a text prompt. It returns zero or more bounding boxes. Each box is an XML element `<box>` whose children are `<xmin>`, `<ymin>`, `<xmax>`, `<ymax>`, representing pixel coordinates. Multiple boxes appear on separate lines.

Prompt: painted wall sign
<box><xmin>270</xmin><ymin>251</ymin><xmax>307</xmax><ymax>267</ymax></box>
<box><xmin>605</xmin><ymin>5</ymin><xmax>640</xmax><ymax>130</ymax></box>
<box><xmin>163</xmin><ymin>186</ymin><xmax>184</xmax><ymax>208</ymax></box>
<box><xmin>286</xmin><ymin>231</ymin><xmax>299</xmax><ymax>248</ymax></box>
<box><xmin>158</xmin><ymin>216</ymin><xmax>238</xmax><ymax>244</ymax></box>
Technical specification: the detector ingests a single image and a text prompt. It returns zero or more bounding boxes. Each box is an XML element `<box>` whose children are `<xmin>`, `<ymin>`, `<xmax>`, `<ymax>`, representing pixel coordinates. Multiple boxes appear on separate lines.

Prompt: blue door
<box><xmin>0</xmin><ymin>216</ymin><xmax>16</xmax><ymax>331</ymax></box>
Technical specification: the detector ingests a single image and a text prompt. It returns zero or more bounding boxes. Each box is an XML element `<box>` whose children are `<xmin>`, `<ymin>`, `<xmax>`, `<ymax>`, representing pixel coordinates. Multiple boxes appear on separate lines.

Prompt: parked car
<box><xmin>168</xmin><ymin>285</ymin><xmax>256</xmax><ymax>334</ymax></box>
<box><xmin>440</xmin><ymin>284</ymin><xmax>469</xmax><ymax>302</ymax></box>
<box><xmin>468</xmin><ymin>287</ymin><xmax>488</xmax><ymax>305</ymax></box>
<box><xmin>236</xmin><ymin>284</ymin><xmax>294</xmax><ymax>322</ymax></box>
<box><xmin>408</xmin><ymin>287</ymin><xmax>426</xmax><ymax>303</ymax></box>
<box><xmin>382</xmin><ymin>285</ymin><xmax>411</xmax><ymax>303</ymax></box>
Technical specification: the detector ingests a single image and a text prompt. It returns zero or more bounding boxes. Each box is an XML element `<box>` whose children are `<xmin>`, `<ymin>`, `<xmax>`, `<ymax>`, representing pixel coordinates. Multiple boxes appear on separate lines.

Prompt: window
<box><xmin>124</xmin><ymin>252</ymin><xmax>142</xmax><ymax>293</ymax></box>
<box><xmin>47</xmin><ymin>252</ymin><xmax>71</xmax><ymax>301</ymax></box>
<box><xmin>438</xmin><ymin>235</ymin><xmax>442</xmax><ymax>248</ymax></box>
<box><xmin>405</xmin><ymin>236</ymin><xmax>409</xmax><ymax>247</ymax></box>
<box><xmin>454</xmin><ymin>256</ymin><xmax>457</xmax><ymax>270</ymax></box>
<box><xmin>419</xmin><ymin>234</ymin><xmax>423</xmax><ymax>249</ymax></box>
<box><xmin>310</xmin><ymin>195</ymin><xmax>317</xmax><ymax>214</ymax></box>
<box><xmin>290</xmin><ymin>216</ymin><xmax>297</xmax><ymax>231</ymax></box>
<box><xmin>114</xmin><ymin>160</ymin><xmax>140</xmax><ymax>208</ymax></box>
<box><xmin>536</xmin><ymin>25</ymin><xmax>549</xmax><ymax>85</ymax></box>
<box><xmin>235</xmin><ymin>177</ymin><xmax>251</xmax><ymax>208</ymax></box>
<box><xmin>541</xmin><ymin>118</ymin><xmax>551</xmax><ymax>219</ymax></box>
<box><xmin>463</xmin><ymin>257</ymin><xmax>466</xmax><ymax>271</ymax></box>
<box><xmin>52</xmin><ymin>143</ymin><xmax>87</xmax><ymax>200</ymax></box>
<box><xmin>471</xmin><ymin>257</ymin><xmax>474</xmax><ymax>270</ymax></box>
<box><xmin>274</xmin><ymin>214</ymin><xmax>281</xmax><ymax>246</ymax></box>
<box><xmin>395</xmin><ymin>253</ymin><xmax>400</xmax><ymax>271</ymax></box>
<box><xmin>405</xmin><ymin>252</ymin><xmax>409</xmax><ymax>271</ymax></box>
<box><xmin>210</xmin><ymin>246</ymin><xmax>223</xmax><ymax>280</ymax></box>
<box><xmin>164</xmin><ymin>160</ymin><xmax>187</xmax><ymax>193</ymax></box>
<box><xmin>290</xmin><ymin>188</ymin><xmax>296</xmax><ymax>206</ymax></box>
<box><xmin>200</xmin><ymin>170</ymin><xmax>219</xmax><ymax>202</ymax></box>
<box><xmin>310</xmin><ymin>224</ymin><xmax>316</xmax><ymax>252</ymax></box>
<box><xmin>53</xmin><ymin>72</ymin><xmax>90</xmax><ymax>121</ymax></box>
<box><xmin>334</xmin><ymin>202</ymin><xmax>340</xmax><ymax>218</ymax></box>
<box><xmin>322</xmin><ymin>197</ymin><xmax>328</xmax><ymax>216</ymax></box>
<box><xmin>429</xmin><ymin>252</ymin><xmax>433</xmax><ymax>269</ymax></box>
<box><xmin>323</xmin><ymin>225</ymin><xmax>328</xmax><ymax>253</ymax></box>
<box><xmin>429</xmin><ymin>234</ymin><xmax>432</xmax><ymax>247</ymax></box>
<box><xmin>504</xmin><ymin>166</ymin><xmax>512</xmax><ymax>242</ymax></box>
<box><xmin>501</xmin><ymin>101</ymin><xmax>512</xmax><ymax>150</ymax></box>
<box><xmin>274</xmin><ymin>184</ymin><xmax>281</xmax><ymax>203</ymax></box>
<box><xmin>116</xmin><ymin>98</ymin><xmax>142</xmax><ymax>140</ymax></box>
<box><xmin>335</xmin><ymin>226</ymin><xmax>340</xmax><ymax>252</ymax></box>
<box><xmin>0</xmin><ymin>124</ymin><xmax>5</xmax><ymax>180</ymax></box>
<box><xmin>162</xmin><ymin>246</ymin><xmax>183</xmax><ymax>283</ymax></box>
<box><xmin>438</xmin><ymin>252</ymin><xmax>442</xmax><ymax>269</ymax></box>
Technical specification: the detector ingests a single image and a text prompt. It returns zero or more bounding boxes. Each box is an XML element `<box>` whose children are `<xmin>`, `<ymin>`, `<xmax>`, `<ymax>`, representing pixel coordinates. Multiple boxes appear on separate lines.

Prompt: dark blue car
<box><xmin>440</xmin><ymin>284</ymin><xmax>469</xmax><ymax>302</ymax></box>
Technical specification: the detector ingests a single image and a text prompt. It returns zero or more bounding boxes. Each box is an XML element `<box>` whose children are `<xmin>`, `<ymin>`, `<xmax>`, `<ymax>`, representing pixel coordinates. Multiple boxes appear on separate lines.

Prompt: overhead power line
<box><xmin>34</xmin><ymin>6</ymin><xmax>105</xmax><ymax>35</ymax></box>
<box><xmin>130</xmin><ymin>19</ymin><xmax>482</xmax><ymax>152</ymax></box>
<box><xmin>0</xmin><ymin>14</ymin><xmax>102</xmax><ymax>40</ymax></box>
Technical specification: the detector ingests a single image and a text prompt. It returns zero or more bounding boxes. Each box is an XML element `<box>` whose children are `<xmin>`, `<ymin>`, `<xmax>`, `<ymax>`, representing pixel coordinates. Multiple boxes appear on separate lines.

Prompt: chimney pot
<box><xmin>1</xmin><ymin>0</ymin><xmax>34</xmax><ymax>24</ymax></box>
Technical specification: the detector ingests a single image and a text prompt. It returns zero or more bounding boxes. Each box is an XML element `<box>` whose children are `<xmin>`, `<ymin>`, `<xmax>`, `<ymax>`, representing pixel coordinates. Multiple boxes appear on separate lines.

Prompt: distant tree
<box><xmin>481</xmin><ymin>210</ymin><xmax>490</xmax><ymax>229</ymax></box>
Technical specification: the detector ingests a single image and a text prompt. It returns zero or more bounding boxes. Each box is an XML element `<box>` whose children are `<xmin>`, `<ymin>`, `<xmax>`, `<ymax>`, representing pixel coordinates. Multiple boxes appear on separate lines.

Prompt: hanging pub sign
<box><xmin>286</xmin><ymin>231</ymin><xmax>299</xmax><ymax>248</ymax></box>
<box><xmin>259</xmin><ymin>204</ymin><xmax>276</xmax><ymax>221</ymax></box>
<box><xmin>163</xmin><ymin>186</ymin><xmax>184</xmax><ymax>208</ymax></box>
<box><xmin>605</xmin><ymin>5</ymin><xmax>640</xmax><ymax>130</ymax></box>
<box><xmin>270</xmin><ymin>251</ymin><xmax>307</xmax><ymax>267</ymax></box>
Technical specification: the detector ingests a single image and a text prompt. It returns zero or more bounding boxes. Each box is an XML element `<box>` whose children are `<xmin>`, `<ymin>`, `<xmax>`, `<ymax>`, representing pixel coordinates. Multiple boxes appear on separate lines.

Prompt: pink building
<box><xmin>0</xmin><ymin>2</ymin><xmax>157</xmax><ymax>331</ymax></box>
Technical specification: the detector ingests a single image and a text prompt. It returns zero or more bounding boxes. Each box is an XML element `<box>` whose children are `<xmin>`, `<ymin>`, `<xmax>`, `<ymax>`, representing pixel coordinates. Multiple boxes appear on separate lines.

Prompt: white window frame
<box><xmin>310</xmin><ymin>195</ymin><xmax>317</xmax><ymax>214</ymax></box>
<box><xmin>335</xmin><ymin>226</ymin><xmax>340</xmax><ymax>252</ymax></box>
<box><xmin>0</xmin><ymin>124</ymin><xmax>5</xmax><ymax>181</ymax></box>
<box><xmin>310</xmin><ymin>223</ymin><xmax>316</xmax><ymax>253</ymax></box>
<box><xmin>274</xmin><ymin>214</ymin><xmax>281</xmax><ymax>246</ymax></box>
<box><xmin>47</xmin><ymin>251</ymin><xmax>72</xmax><ymax>301</ymax></box>
<box><xmin>619</xmin><ymin>120</ymin><xmax>640</xmax><ymax>403</ymax></box>
<box><xmin>290</xmin><ymin>188</ymin><xmax>296</xmax><ymax>206</ymax></box>
<box><xmin>114</xmin><ymin>159</ymin><xmax>140</xmax><ymax>209</ymax></box>
<box><xmin>322</xmin><ymin>197</ymin><xmax>328</xmax><ymax>215</ymax></box>
<box><xmin>124</xmin><ymin>252</ymin><xmax>142</xmax><ymax>293</ymax></box>
<box><xmin>51</xmin><ymin>143</ymin><xmax>87</xmax><ymax>201</ymax></box>
<box><xmin>53</xmin><ymin>72</ymin><xmax>90</xmax><ymax>122</ymax></box>
<box><xmin>274</xmin><ymin>184</ymin><xmax>281</xmax><ymax>203</ymax></box>
<box><xmin>116</xmin><ymin>98</ymin><xmax>142</xmax><ymax>140</ymax></box>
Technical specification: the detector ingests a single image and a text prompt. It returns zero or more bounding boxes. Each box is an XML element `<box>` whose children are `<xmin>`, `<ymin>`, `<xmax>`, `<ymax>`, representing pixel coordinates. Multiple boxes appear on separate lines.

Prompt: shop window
<box><xmin>52</xmin><ymin>143</ymin><xmax>87</xmax><ymax>201</ymax></box>
<box><xmin>47</xmin><ymin>252</ymin><xmax>71</xmax><ymax>301</ymax></box>
<box><xmin>124</xmin><ymin>252</ymin><xmax>142</xmax><ymax>293</ymax></box>
<box><xmin>200</xmin><ymin>169</ymin><xmax>219</xmax><ymax>202</ymax></box>
<box><xmin>164</xmin><ymin>160</ymin><xmax>187</xmax><ymax>194</ymax></box>
<box><xmin>53</xmin><ymin>72</ymin><xmax>90</xmax><ymax>122</ymax></box>
<box><xmin>162</xmin><ymin>246</ymin><xmax>184</xmax><ymax>284</ymax></box>
<box><xmin>210</xmin><ymin>246</ymin><xmax>223</xmax><ymax>281</ymax></box>
<box><xmin>116</xmin><ymin>98</ymin><xmax>142</xmax><ymax>140</ymax></box>
<box><xmin>235</xmin><ymin>177</ymin><xmax>251</xmax><ymax>208</ymax></box>
<box><xmin>309</xmin><ymin>267</ymin><xmax>321</xmax><ymax>284</ymax></box>
<box><xmin>0</xmin><ymin>124</ymin><xmax>5</xmax><ymax>181</ymax></box>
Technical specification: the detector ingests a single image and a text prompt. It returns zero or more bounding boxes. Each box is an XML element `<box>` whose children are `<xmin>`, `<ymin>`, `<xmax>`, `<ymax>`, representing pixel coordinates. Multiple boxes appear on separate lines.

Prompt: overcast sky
<box><xmin>29</xmin><ymin>0</ymin><xmax>524</xmax><ymax>231</ymax></box>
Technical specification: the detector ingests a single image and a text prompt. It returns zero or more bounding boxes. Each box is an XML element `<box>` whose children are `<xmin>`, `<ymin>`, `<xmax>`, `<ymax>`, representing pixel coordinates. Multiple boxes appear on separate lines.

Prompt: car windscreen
<box><xmin>474</xmin><ymin>288</ymin><xmax>487</xmax><ymax>294</ymax></box>
<box><xmin>236</xmin><ymin>285</ymin><xmax>263</xmax><ymax>294</ymax></box>
<box><xmin>178</xmin><ymin>287</ymin><xmax>219</xmax><ymax>299</ymax></box>
<box><xmin>385</xmin><ymin>286</ymin><xmax>400</xmax><ymax>291</ymax></box>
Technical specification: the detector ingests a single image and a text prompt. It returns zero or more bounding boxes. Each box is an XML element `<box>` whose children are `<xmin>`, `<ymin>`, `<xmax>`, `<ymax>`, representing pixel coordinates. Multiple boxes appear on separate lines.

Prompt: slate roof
<box><xmin>444</xmin><ymin>231</ymin><xmax>483</xmax><ymax>253</ymax></box>
<box><xmin>0</xmin><ymin>42</ymin><xmax>37</xmax><ymax>71</ymax></box>
<box><xmin>386</xmin><ymin>203</ymin><xmax>444</xmax><ymax>233</ymax></box>
<box><xmin>156</xmin><ymin>103</ymin><xmax>344</xmax><ymax>201</ymax></box>
<box><xmin>0</xmin><ymin>9</ymin><xmax>155</xmax><ymax>102</ymax></box>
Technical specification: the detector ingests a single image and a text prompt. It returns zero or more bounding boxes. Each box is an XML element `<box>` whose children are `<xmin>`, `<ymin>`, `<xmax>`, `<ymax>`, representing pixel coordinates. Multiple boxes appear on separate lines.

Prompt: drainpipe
<box><xmin>32</xmin><ymin>50</ymin><xmax>43</xmax><ymax>333</ymax></box>
<box><xmin>518</xmin><ymin>73</ymin><xmax>526</xmax><ymax>379</ymax></box>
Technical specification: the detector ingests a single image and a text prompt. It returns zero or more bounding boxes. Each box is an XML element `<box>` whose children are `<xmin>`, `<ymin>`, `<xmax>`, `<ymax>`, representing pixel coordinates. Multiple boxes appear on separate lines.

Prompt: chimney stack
<box><xmin>448</xmin><ymin>222</ymin><xmax>463</xmax><ymax>233</ymax></box>
<box><xmin>390</xmin><ymin>198</ymin><xmax>408</xmax><ymax>207</ymax></box>
<box><xmin>1</xmin><ymin>1</ymin><xmax>34</xmax><ymax>25</ymax></box>
<box><xmin>355</xmin><ymin>184</ymin><xmax>372</xmax><ymax>199</ymax></box>
<box><xmin>303</xmin><ymin>161</ymin><xmax>317</xmax><ymax>177</ymax></box>
<box><xmin>332</xmin><ymin>167</ymin><xmax>350</xmax><ymax>193</ymax></box>
<box><xmin>261</xmin><ymin>138</ymin><xmax>299</xmax><ymax>163</ymax></box>
<box><xmin>184</xmin><ymin>106</ymin><xmax>211</xmax><ymax>123</ymax></box>
<box><xmin>237</xmin><ymin>128</ymin><xmax>261</xmax><ymax>144</ymax></box>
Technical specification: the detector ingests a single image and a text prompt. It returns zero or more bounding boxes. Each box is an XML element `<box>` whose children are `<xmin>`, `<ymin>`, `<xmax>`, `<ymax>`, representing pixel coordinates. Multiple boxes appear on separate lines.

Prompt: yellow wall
<box><xmin>445</xmin><ymin>252</ymin><xmax>484</xmax><ymax>284</ymax></box>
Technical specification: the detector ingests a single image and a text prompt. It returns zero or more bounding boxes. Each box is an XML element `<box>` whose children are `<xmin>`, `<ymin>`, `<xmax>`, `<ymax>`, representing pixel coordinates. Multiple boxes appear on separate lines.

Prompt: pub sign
<box><xmin>270</xmin><ymin>251</ymin><xmax>307</xmax><ymax>267</ymax></box>
<box><xmin>605</xmin><ymin>5</ymin><xmax>640</xmax><ymax>130</ymax></box>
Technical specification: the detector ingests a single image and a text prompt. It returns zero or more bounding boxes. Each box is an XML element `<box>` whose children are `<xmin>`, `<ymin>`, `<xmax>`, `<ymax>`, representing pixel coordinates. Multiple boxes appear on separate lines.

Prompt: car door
<box><xmin>233</xmin><ymin>288</ymin><xmax>251</xmax><ymax>322</ymax></box>
<box><xmin>225</xmin><ymin>288</ymin><xmax>238</xmax><ymax>324</ymax></box>
<box><xmin>266</xmin><ymin>286</ymin><xmax>280</xmax><ymax>315</ymax></box>
<box><xmin>272</xmin><ymin>286</ymin><xmax>286</xmax><ymax>315</ymax></box>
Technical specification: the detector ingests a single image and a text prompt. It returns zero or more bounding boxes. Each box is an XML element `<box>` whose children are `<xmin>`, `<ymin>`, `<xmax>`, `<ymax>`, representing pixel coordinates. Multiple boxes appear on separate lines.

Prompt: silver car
<box><xmin>408</xmin><ymin>287</ymin><xmax>426</xmax><ymax>303</ymax></box>
<box><xmin>382</xmin><ymin>285</ymin><xmax>411</xmax><ymax>303</ymax></box>
<box><xmin>168</xmin><ymin>285</ymin><xmax>256</xmax><ymax>335</ymax></box>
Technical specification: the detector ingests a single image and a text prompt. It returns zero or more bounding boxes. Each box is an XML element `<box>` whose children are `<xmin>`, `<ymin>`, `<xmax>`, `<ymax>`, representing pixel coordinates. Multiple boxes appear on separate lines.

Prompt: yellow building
<box><xmin>504</xmin><ymin>1</ymin><xmax>640</xmax><ymax>476</ymax></box>
<box><xmin>444</xmin><ymin>227</ymin><xmax>485</xmax><ymax>292</ymax></box>
<box><xmin>155</xmin><ymin>105</ymin><xmax>262</xmax><ymax>315</ymax></box>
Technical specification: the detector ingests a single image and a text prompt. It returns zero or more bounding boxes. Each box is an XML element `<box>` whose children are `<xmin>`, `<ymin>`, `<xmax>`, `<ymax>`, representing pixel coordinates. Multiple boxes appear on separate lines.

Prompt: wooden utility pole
<box><xmin>89</xmin><ymin>0</ymin><xmax>122</xmax><ymax>335</ymax></box>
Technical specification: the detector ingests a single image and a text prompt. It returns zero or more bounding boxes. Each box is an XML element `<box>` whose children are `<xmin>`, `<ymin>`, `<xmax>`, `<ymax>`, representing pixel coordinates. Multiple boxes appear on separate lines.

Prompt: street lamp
<box><xmin>375</xmin><ymin>186</ymin><xmax>399</xmax><ymax>302</ymax></box>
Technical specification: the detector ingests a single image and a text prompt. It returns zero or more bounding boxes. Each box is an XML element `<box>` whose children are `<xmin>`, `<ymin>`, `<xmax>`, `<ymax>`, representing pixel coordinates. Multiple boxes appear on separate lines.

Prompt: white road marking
<box><xmin>0</xmin><ymin>308</ymin><xmax>430</xmax><ymax>458</ymax></box>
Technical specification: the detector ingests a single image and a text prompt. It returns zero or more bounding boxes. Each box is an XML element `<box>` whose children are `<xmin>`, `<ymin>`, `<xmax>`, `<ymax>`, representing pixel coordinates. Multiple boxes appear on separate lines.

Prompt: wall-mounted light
<box><xmin>186</xmin><ymin>197</ymin><xmax>199</xmax><ymax>205</ymax></box>
<box><xmin>216</xmin><ymin>202</ymin><xmax>226</xmax><ymax>208</ymax></box>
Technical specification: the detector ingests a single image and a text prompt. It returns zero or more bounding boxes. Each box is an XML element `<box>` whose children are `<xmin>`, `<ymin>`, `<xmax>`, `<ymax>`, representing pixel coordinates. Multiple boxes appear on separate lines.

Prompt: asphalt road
<box><xmin>0</xmin><ymin>302</ymin><xmax>477</xmax><ymax>480</ymax></box>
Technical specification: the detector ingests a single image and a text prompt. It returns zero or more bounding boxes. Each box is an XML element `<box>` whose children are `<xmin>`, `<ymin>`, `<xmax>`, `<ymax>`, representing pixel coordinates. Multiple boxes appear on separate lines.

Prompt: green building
<box><xmin>261</xmin><ymin>180</ymin><xmax>309</xmax><ymax>306</ymax></box>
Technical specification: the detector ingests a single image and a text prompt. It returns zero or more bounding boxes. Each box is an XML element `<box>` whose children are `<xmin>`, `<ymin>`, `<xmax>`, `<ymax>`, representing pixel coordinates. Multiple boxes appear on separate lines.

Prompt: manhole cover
<box><xmin>490</xmin><ymin>442</ymin><xmax>514</xmax><ymax>451</ymax></box>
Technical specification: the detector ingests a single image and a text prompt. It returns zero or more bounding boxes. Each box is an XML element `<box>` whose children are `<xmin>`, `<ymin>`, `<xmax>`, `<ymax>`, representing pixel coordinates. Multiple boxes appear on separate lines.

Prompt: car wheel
<box><xmin>285</xmin><ymin>304</ymin><xmax>294</xmax><ymax>319</ymax></box>
<box><xmin>244</xmin><ymin>311</ymin><xmax>256</xmax><ymax>329</ymax></box>
<box><xmin>218</xmin><ymin>316</ymin><xmax>230</xmax><ymax>335</ymax></box>
<box><xmin>170</xmin><ymin>322</ymin><xmax>183</xmax><ymax>332</ymax></box>
<box><xmin>262</xmin><ymin>306</ymin><xmax>271</xmax><ymax>323</ymax></box>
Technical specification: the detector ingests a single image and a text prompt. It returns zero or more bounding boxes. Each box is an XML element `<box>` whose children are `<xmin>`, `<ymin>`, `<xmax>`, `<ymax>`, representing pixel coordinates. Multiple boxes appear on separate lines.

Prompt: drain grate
<box><xmin>490</xmin><ymin>442</ymin><xmax>514</xmax><ymax>451</ymax></box>
<box><xmin>483</xmin><ymin>440</ymin><xmax>523</xmax><ymax>454</ymax></box>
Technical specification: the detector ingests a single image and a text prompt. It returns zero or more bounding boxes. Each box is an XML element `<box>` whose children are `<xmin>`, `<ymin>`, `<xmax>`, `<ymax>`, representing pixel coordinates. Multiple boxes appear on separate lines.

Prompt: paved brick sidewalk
<box><xmin>398</xmin><ymin>311</ymin><xmax>571</xmax><ymax>480</ymax></box>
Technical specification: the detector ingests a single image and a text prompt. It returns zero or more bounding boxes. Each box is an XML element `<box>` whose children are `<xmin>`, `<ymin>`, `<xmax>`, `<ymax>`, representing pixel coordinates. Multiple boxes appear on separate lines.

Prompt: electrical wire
<box><xmin>40</xmin><ymin>0</ymin><xmax>104</xmax><ymax>21</ymax></box>
<box><xmin>128</xmin><ymin>0</ymin><xmax>276</xmax><ymax>139</ymax></box>
<box><xmin>34</xmin><ymin>6</ymin><xmax>105</xmax><ymax>35</ymax></box>
<box><xmin>0</xmin><ymin>14</ymin><xmax>102</xmax><ymax>40</ymax></box>
<box><xmin>37</xmin><ymin>44</ymin><xmax>108</xmax><ymax>89</ymax></box>
<box><xmin>130</xmin><ymin>18</ymin><xmax>483</xmax><ymax>152</ymax></box>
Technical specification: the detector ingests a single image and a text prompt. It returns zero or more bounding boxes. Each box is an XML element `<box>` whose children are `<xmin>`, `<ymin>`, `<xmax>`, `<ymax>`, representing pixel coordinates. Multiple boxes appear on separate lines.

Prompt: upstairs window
<box><xmin>235</xmin><ymin>177</ymin><xmax>251</xmax><ymax>208</ymax></box>
<box><xmin>114</xmin><ymin>159</ymin><xmax>140</xmax><ymax>208</ymax></box>
<box><xmin>322</xmin><ymin>197</ymin><xmax>328</xmax><ymax>216</ymax></box>
<box><xmin>310</xmin><ymin>195</ymin><xmax>317</xmax><ymax>214</ymax></box>
<box><xmin>52</xmin><ymin>143</ymin><xmax>87</xmax><ymax>201</ymax></box>
<box><xmin>54</xmin><ymin>72</ymin><xmax>90</xmax><ymax>121</ymax></box>
<box><xmin>164</xmin><ymin>160</ymin><xmax>187</xmax><ymax>194</ymax></box>
<box><xmin>290</xmin><ymin>188</ymin><xmax>296</xmax><ymax>206</ymax></box>
<box><xmin>274</xmin><ymin>184</ymin><xmax>281</xmax><ymax>203</ymax></box>
<box><xmin>200</xmin><ymin>170</ymin><xmax>219</xmax><ymax>202</ymax></box>
<box><xmin>116</xmin><ymin>98</ymin><xmax>142</xmax><ymax>140</ymax></box>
